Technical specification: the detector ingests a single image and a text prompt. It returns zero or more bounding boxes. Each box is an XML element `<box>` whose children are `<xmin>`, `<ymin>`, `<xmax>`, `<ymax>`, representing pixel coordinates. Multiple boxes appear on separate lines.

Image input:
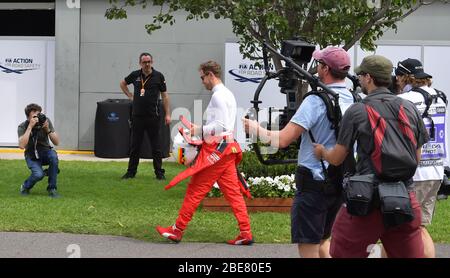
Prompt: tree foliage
<box><xmin>105</xmin><ymin>0</ymin><xmax>446</xmax><ymax>65</ymax></box>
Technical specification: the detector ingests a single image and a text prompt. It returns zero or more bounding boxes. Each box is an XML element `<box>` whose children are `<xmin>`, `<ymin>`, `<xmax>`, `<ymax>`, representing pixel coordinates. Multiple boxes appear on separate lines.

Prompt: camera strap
<box><xmin>308</xmin><ymin>130</ymin><xmax>329</xmax><ymax>181</ymax></box>
<box><xmin>31</xmin><ymin>131</ymin><xmax>39</xmax><ymax>160</ymax></box>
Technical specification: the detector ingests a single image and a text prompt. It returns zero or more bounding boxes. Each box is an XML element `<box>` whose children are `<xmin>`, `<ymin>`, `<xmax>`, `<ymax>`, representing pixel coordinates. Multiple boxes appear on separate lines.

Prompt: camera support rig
<box><xmin>249</xmin><ymin>39</ymin><xmax>340</xmax><ymax>165</ymax></box>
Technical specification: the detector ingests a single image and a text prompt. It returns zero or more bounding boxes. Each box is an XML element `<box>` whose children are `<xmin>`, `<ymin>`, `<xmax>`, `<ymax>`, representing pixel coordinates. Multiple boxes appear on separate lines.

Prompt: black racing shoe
<box><xmin>156</xmin><ymin>174</ymin><xmax>166</xmax><ymax>180</ymax></box>
<box><xmin>48</xmin><ymin>189</ymin><xmax>60</xmax><ymax>198</ymax></box>
<box><xmin>121</xmin><ymin>172</ymin><xmax>136</xmax><ymax>179</ymax></box>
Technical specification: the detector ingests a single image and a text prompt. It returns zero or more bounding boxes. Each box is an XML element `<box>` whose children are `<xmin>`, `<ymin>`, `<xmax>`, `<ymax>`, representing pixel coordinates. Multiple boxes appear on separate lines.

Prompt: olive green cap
<box><xmin>355</xmin><ymin>55</ymin><xmax>393</xmax><ymax>82</ymax></box>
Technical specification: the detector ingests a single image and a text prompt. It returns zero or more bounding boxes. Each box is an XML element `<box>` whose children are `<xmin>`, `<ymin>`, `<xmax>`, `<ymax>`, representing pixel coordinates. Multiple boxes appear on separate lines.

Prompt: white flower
<box><xmin>244</xmin><ymin>173</ymin><xmax>296</xmax><ymax>197</ymax></box>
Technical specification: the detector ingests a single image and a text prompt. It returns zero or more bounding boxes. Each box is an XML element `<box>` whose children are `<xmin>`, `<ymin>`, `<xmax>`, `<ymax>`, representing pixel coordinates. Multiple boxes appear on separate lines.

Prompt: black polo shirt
<box><xmin>337</xmin><ymin>87</ymin><xmax>429</xmax><ymax>176</ymax></box>
<box><xmin>124</xmin><ymin>68</ymin><xmax>167</xmax><ymax>117</ymax></box>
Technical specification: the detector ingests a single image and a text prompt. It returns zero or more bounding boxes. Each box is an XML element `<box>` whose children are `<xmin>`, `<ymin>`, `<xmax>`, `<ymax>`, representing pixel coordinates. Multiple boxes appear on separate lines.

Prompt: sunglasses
<box><xmin>200</xmin><ymin>72</ymin><xmax>210</xmax><ymax>81</ymax></box>
<box><xmin>315</xmin><ymin>59</ymin><xmax>327</xmax><ymax>67</ymax></box>
<box><xmin>357</xmin><ymin>71</ymin><xmax>367</xmax><ymax>77</ymax></box>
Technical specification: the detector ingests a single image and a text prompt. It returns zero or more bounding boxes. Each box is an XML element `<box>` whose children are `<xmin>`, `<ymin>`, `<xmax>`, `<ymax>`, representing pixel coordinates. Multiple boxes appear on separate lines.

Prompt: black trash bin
<box><xmin>94</xmin><ymin>99</ymin><xmax>132</xmax><ymax>158</ymax></box>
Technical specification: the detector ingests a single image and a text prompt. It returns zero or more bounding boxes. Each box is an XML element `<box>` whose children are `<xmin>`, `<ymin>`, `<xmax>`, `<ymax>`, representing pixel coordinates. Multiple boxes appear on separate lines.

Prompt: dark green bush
<box><xmin>238</xmin><ymin>143</ymin><xmax>297</xmax><ymax>178</ymax></box>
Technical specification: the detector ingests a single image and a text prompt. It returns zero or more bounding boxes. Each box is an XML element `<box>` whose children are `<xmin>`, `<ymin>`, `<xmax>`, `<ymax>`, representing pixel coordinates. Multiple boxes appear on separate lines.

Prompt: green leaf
<box><xmin>104</xmin><ymin>1</ymin><xmax>439</xmax><ymax>64</ymax></box>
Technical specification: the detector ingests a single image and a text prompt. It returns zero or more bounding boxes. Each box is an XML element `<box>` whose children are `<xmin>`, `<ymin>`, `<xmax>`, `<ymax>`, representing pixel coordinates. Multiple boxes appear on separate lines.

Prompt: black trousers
<box><xmin>127</xmin><ymin>115</ymin><xmax>164</xmax><ymax>176</ymax></box>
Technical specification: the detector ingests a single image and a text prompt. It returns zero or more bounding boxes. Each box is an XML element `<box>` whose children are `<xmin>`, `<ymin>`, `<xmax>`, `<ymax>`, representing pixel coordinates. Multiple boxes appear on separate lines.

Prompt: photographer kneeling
<box><xmin>18</xmin><ymin>103</ymin><xmax>60</xmax><ymax>198</ymax></box>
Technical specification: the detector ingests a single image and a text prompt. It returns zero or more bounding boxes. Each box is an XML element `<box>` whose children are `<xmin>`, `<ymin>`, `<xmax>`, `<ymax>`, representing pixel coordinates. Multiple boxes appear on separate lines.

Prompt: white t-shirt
<box><xmin>202</xmin><ymin>83</ymin><xmax>237</xmax><ymax>140</ymax></box>
<box><xmin>398</xmin><ymin>86</ymin><xmax>447</xmax><ymax>181</ymax></box>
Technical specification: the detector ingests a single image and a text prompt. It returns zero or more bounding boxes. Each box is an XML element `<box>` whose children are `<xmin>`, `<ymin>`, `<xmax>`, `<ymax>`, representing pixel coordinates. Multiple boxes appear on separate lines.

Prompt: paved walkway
<box><xmin>1</xmin><ymin>232</ymin><xmax>449</xmax><ymax>258</ymax></box>
<box><xmin>0</xmin><ymin>232</ymin><xmax>298</xmax><ymax>258</ymax></box>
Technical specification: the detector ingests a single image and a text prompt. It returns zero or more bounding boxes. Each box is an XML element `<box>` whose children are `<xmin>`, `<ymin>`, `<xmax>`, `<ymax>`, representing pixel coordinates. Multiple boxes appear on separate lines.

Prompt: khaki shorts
<box><xmin>414</xmin><ymin>180</ymin><xmax>442</xmax><ymax>225</ymax></box>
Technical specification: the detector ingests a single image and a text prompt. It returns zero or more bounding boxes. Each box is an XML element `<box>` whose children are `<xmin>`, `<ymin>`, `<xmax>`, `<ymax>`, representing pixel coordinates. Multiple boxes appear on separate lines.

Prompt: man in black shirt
<box><xmin>18</xmin><ymin>103</ymin><xmax>60</xmax><ymax>198</ymax></box>
<box><xmin>121</xmin><ymin>52</ymin><xmax>171</xmax><ymax>180</ymax></box>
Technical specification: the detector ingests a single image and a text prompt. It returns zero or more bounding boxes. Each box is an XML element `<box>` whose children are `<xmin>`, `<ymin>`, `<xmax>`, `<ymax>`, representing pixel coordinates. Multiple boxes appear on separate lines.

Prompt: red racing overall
<box><xmin>165</xmin><ymin>137</ymin><xmax>251</xmax><ymax>234</ymax></box>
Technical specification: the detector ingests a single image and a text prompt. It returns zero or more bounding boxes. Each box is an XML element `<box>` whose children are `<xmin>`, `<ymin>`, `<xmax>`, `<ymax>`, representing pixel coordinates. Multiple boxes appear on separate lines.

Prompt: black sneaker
<box><xmin>156</xmin><ymin>174</ymin><xmax>166</xmax><ymax>180</ymax></box>
<box><xmin>122</xmin><ymin>172</ymin><xmax>136</xmax><ymax>179</ymax></box>
<box><xmin>20</xmin><ymin>184</ymin><xmax>30</xmax><ymax>196</ymax></box>
<box><xmin>48</xmin><ymin>189</ymin><xmax>60</xmax><ymax>198</ymax></box>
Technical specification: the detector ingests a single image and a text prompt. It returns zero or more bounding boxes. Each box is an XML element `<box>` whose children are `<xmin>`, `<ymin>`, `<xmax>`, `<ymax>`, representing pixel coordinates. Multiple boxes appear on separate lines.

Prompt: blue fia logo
<box><xmin>0</xmin><ymin>64</ymin><xmax>38</xmax><ymax>74</ymax></box>
<box><xmin>107</xmin><ymin>112</ymin><xmax>119</xmax><ymax>122</ymax></box>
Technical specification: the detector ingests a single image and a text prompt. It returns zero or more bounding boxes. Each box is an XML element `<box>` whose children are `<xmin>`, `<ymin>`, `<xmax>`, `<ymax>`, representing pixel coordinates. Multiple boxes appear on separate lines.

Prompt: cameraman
<box><xmin>18</xmin><ymin>103</ymin><xmax>60</xmax><ymax>198</ymax></box>
<box><xmin>244</xmin><ymin>47</ymin><xmax>354</xmax><ymax>258</ymax></box>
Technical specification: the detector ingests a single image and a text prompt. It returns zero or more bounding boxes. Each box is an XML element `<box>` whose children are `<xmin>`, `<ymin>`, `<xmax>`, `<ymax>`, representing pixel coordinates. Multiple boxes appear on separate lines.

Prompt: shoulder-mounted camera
<box><xmin>247</xmin><ymin>39</ymin><xmax>341</xmax><ymax>165</ymax></box>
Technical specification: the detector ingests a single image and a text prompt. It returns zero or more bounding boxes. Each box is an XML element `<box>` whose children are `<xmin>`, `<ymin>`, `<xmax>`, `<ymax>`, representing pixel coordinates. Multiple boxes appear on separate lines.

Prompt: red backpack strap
<box><xmin>365</xmin><ymin>104</ymin><xmax>386</xmax><ymax>174</ymax></box>
<box><xmin>397</xmin><ymin>103</ymin><xmax>417</xmax><ymax>148</ymax></box>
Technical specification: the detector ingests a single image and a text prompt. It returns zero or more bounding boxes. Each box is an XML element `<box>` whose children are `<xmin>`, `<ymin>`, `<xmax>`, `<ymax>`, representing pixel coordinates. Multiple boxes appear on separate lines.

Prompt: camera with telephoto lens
<box><xmin>33</xmin><ymin>113</ymin><xmax>47</xmax><ymax>129</ymax></box>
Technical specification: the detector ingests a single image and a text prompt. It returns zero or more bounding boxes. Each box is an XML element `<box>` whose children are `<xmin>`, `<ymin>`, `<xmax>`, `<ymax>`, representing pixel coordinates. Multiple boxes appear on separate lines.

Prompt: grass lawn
<box><xmin>1</xmin><ymin>159</ymin><xmax>449</xmax><ymax>243</ymax></box>
<box><xmin>0</xmin><ymin>159</ymin><xmax>291</xmax><ymax>243</ymax></box>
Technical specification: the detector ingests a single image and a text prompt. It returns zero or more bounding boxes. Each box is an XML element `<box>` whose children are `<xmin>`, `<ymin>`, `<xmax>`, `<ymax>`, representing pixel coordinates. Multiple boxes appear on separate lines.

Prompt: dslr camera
<box><xmin>33</xmin><ymin>112</ymin><xmax>47</xmax><ymax>129</ymax></box>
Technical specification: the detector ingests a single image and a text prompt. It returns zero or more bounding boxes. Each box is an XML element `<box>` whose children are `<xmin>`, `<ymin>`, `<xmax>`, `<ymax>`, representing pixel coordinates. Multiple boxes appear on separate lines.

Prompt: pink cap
<box><xmin>312</xmin><ymin>47</ymin><xmax>351</xmax><ymax>72</ymax></box>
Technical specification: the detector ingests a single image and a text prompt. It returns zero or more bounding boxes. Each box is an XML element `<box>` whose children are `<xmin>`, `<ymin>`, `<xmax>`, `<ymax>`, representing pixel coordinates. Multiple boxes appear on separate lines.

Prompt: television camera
<box><xmin>247</xmin><ymin>39</ymin><xmax>343</xmax><ymax>165</ymax></box>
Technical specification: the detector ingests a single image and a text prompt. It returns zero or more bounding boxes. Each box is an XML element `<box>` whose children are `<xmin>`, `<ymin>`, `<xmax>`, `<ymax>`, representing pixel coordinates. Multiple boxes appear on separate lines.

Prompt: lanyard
<box><xmin>140</xmin><ymin>74</ymin><xmax>151</xmax><ymax>96</ymax></box>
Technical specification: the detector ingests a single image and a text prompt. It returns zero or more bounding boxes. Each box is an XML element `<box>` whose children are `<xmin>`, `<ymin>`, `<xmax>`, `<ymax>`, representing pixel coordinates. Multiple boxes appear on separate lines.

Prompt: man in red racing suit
<box><xmin>156</xmin><ymin>61</ymin><xmax>253</xmax><ymax>245</ymax></box>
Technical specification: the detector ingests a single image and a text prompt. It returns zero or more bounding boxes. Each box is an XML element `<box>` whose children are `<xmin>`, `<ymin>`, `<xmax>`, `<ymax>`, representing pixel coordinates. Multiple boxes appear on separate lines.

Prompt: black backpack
<box><xmin>410</xmin><ymin>87</ymin><xmax>447</xmax><ymax>141</ymax></box>
<box><xmin>303</xmin><ymin>90</ymin><xmax>342</xmax><ymax>139</ymax></box>
<box><xmin>303</xmin><ymin>89</ymin><xmax>357</xmax><ymax>182</ymax></box>
<box><xmin>303</xmin><ymin>88</ymin><xmax>362</xmax><ymax>138</ymax></box>
<box><xmin>363</xmin><ymin>95</ymin><xmax>418</xmax><ymax>181</ymax></box>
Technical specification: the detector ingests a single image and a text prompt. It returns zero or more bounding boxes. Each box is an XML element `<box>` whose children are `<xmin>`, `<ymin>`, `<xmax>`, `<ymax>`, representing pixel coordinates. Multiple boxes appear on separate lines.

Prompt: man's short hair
<box><xmin>373</xmin><ymin>77</ymin><xmax>392</xmax><ymax>88</ymax></box>
<box><xmin>199</xmin><ymin>61</ymin><xmax>221</xmax><ymax>78</ymax></box>
<box><xmin>139</xmin><ymin>52</ymin><xmax>152</xmax><ymax>62</ymax></box>
<box><xmin>329</xmin><ymin>68</ymin><xmax>348</xmax><ymax>80</ymax></box>
<box><xmin>25</xmin><ymin>103</ymin><xmax>42</xmax><ymax>117</ymax></box>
